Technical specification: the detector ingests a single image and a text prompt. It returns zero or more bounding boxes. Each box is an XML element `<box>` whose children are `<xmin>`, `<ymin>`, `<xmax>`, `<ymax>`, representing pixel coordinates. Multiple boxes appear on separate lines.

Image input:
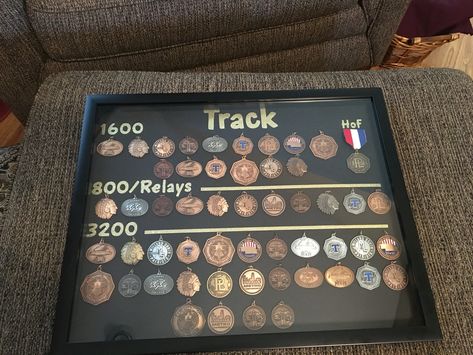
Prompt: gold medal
<box><xmin>176</xmin><ymin>237</ymin><xmax>200</xmax><ymax>264</ymax></box>
<box><xmin>203</xmin><ymin>233</ymin><xmax>235</xmax><ymax>267</ymax></box>
<box><xmin>230</xmin><ymin>156</ymin><xmax>259</xmax><ymax>186</ymax></box>
<box><xmin>85</xmin><ymin>239</ymin><xmax>116</xmax><ymax>264</ymax></box>
<box><xmin>237</xmin><ymin>234</ymin><xmax>262</xmax><ymax>263</ymax></box>
<box><xmin>269</xmin><ymin>266</ymin><xmax>291</xmax><ymax>291</ymax></box>
<box><xmin>262</xmin><ymin>192</ymin><xmax>286</xmax><ymax>216</ymax></box>
<box><xmin>259</xmin><ymin>156</ymin><xmax>283</xmax><ymax>179</ymax></box>
<box><xmin>207</xmin><ymin>269</ymin><xmax>233</xmax><ymax>298</ymax></box>
<box><xmin>176</xmin><ymin>268</ymin><xmax>201</xmax><ymax>297</ymax></box>
<box><xmin>271</xmin><ymin>301</ymin><xmax>295</xmax><ymax>329</ymax></box>
<box><xmin>178</xmin><ymin>136</ymin><xmax>199</xmax><ymax>155</ymax></box>
<box><xmin>383</xmin><ymin>262</ymin><xmax>408</xmax><ymax>291</ymax></box>
<box><xmin>96</xmin><ymin>138</ymin><xmax>123</xmax><ymax>157</ymax></box>
<box><xmin>258</xmin><ymin>133</ymin><xmax>280</xmax><ymax>155</ymax></box>
<box><xmin>176</xmin><ymin>158</ymin><xmax>203</xmax><ymax>178</ymax></box>
<box><xmin>325</xmin><ymin>263</ymin><xmax>355</xmax><ymax>288</ymax></box>
<box><xmin>152</xmin><ymin>136</ymin><xmax>175</xmax><ymax>158</ymax></box>
<box><xmin>294</xmin><ymin>264</ymin><xmax>323</xmax><ymax>288</ymax></box>
<box><xmin>171</xmin><ymin>299</ymin><xmax>206</xmax><ymax>337</ymax></box>
<box><xmin>266</xmin><ymin>235</ymin><xmax>288</xmax><ymax>260</ymax></box>
<box><xmin>242</xmin><ymin>301</ymin><xmax>266</xmax><ymax>330</ymax></box>
<box><xmin>232</xmin><ymin>133</ymin><xmax>254</xmax><ymax>155</ymax></box>
<box><xmin>80</xmin><ymin>266</ymin><xmax>115</xmax><ymax>305</ymax></box>
<box><xmin>309</xmin><ymin>131</ymin><xmax>338</xmax><ymax>159</ymax></box>
<box><xmin>376</xmin><ymin>233</ymin><xmax>401</xmax><ymax>260</ymax></box>
<box><xmin>208</xmin><ymin>302</ymin><xmax>234</xmax><ymax>334</ymax></box>
<box><xmin>234</xmin><ymin>192</ymin><xmax>258</xmax><ymax>217</ymax></box>
<box><xmin>95</xmin><ymin>196</ymin><xmax>118</xmax><ymax>219</ymax></box>
<box><xmin>286</xmin><ymin>156</ymin><xmax>308</xmax><ymax>176</ymax></box>
<box><xmin>120</xmin><ymin>237</ymin><xmax>145</xmax><ymax>265</ymax></box>
<box><xmin>290</xmin><ymin>191</ymin><xmax>311</xmax><ymax>213</ymax></box>
<box><xmin>175</xmin><ymin>193</ymin><xmax>204</xmax><ymax>215</ymax></box>
<box><xmin>128</xmin><ymin>137</ymin><xmax>149</xmax><ymax>158</ymax></box>
<box><xmin>205</xmin><ymin>156</ymin><xmax>227</xmax><ymax>179</ymax></box>
<box><xmin>368</xmin><ymin>190</ymin><xmax>392</xmax><ymax>214</ymax></box>
<box><xmin>206</xmin><ymin>193</ymin><xmax>229</xmax><ymax>217</ymax></box>
<box><xmin>239</xmin><ymin>266</ymin><xmax>265</xmax><ymax>295</ymax></box>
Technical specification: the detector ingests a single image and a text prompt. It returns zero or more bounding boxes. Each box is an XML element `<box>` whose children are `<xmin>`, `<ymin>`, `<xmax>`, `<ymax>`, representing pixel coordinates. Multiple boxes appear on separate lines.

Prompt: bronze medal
<box><xmin>120</xmin><ymin>237</ymin><xmax>145</xmax><ymax>265</ymax></box>
<box><xmin>266</xmin><ymin>235</ymin><xmax>288</xmax><ymax>260</ymax></box>
<box><xmin>208</xmin><ymin>303</ymin><xmax>234</xmax><ymax>334</ymax></box>
<box><xmin>287</xmin><ymin>156</ymin><xmax>308</xmax><ymax>176</ymax></box>
<box><xmin>259</xmin><ymin>156</ymin><xmax>283</xmax><ymax>179</ymax></box>
<box><xmin>97</xmin><ymin>138</ymin><xmax>123</xmax><ymax>157</ymax></box>
<box><xmin>207</xmin><ymin>193</ymin><xmax>229</xmax><ymax>217</ymax></box>
<box><xmin>258</xmin><ymin>133</ymin><xmax>280</xmax><ymax>155</ymax></box>
<box><xmin>237</xmin><ymin>235</ymin><xmax>262</xmax><ymax>263</ymax></box>
<box><xmin>368</xmin><ymin>190</ymin><xmax>392</xmax><ymax>214</ymax></box>
<box><xmin>176</xmin><ymin>194</ymin><xmax>204</xmax><ymax>215</ymax></box>
<box><xmin>376</xmin><ymin>234</ymin><xmax>401</xmax><ymax>260</ymax></box>
<box><xmin>243</xmin><ymin>301</ymin><xmax>266</xmax><ymax>330</ymax></box>
<box><xmin>128</xmin><ymin>137</ymin><xmax>149</xmax><ymax>158</ymax></box>
<box><xmin>383</xmin><ymin>262</ymin><xmax>408</xmax><ymax>291</ymax></box>
<box><xmin>86</xmin><ymin>239</ymin><xmax>116</xmax><ymax>264</ymax></box>
<box><xmin>176</xmin><ymin>158</ymin><xmax>203</xmax><ymax>178</ymax></box>
<box><xmin>309</xmin><ymin>132</ymin><xmax>338</xmax><ymax>159</ymax></box>
<box><xmin>269</xmin><ymin>266</ymin><xmax>291</xmax><ymax>291</ymax></box>
<box><xmin>234</xmin><ymin>192</ymin><xmax>258</xmax><ymax>217</ymax></box>
<box><xmin>171</xmin><ymin>299</ymin><xmax>206</xmax><ymax>337</ymax></box>
<box><xmin>178</xmin><ymin>136</ymin><xmax>199</xmax><ymax>155</ymax></box>
<box><xmin>203</xmin><ymin>233</ymin><xmax>235</xmax><ymax>267</ymax></box>
<box><xmin>152</xmin><ymin>195</ymin><xmax>174</xmax><ymax>216</ymax></box>
<box><xmin>283</xmin><ymin>133</ymin><xmax>306</xmax><ymax>154</ymax></box>
<box><xmin>153</xmin><ymin>136</ymin><xmax>175</xmax><ymax>158</ymax></box>
<box><xmin>176</xmin><ymin>237</ymin><xmax>200</xmax><ymax>264</ymax></box>
<box><xmin>325</xmin><ymin>263</ymin><xmax>355</xmax><ymax>288</ymax></box>
<box><xmin>176</xmin><ymin>268</ymin><xmax>201</xmax><ymax>297</ymax></box>
<box><xmin>207</xmin><ymin>269</ymin><xmax>233</xmax><ymax>298</ymax></box>
<box><xmin>230</xmin><ymin>157</ymin><xmax>259</xmax><ymax>186</ymax></box>
<box><xmin>232</xmin><ymin>133</ymin><xmax>254</xmax><ymax>155</ymax></box>
<box><xmin>205</xmin><ymin>156</ymin><xmax>227</xmax><ymax>179</ymax></box>
<box><xmin>153</xmin><ymin>159</ymin><xmax>174</xmax><ymax>179</ymax></box>
<box><xmin>239</xmin><ymin>266</ymin><xmax>265</xmax><ymax>295</ymax></box>
<box><xmin>262</xmin><ymin>192</ymin><xmax>286</xmax><ymax>216</ymax></box>
<box><xmin>294</xmin><ymin>264</ymin><xmax>323</xmax><ymax>288</ymax></box>
<box><xmin>95</xmin><ymin>196</ymin><xmax>118</xmax><ymax>220</ymax></box>
<box><xmin>80</xmin><ymin>266</ymin><xmax>115</xmax><ymax>305</ymax></box>
<box><xmin>271</xmin><ymin>301</ymin><xmax>295</xmax><ymax>329</ymax></box>
<box><xmin>290</xmin><ymin>191</ymin><xmax>311</xmax><ymax>213</ymax></box>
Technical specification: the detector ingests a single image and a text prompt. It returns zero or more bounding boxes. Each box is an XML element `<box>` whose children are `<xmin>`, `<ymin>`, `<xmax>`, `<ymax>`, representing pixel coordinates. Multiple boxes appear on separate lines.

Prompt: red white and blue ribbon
<box><xmin>343</xmin><ymin>129</ymin><xmax>367</xmax><ymax>150</ymax></box>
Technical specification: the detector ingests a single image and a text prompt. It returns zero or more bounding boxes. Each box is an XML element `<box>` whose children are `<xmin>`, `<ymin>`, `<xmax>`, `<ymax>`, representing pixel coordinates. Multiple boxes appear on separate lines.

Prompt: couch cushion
<box><xmin>27</xmin><ymin>0</ymin><xmax>360</xmax><ymax>61</ymax></box>
<box><xmin>1</xmin><ymin>69</ymin><xmax>472</xmax><ymax>354</ymax></box>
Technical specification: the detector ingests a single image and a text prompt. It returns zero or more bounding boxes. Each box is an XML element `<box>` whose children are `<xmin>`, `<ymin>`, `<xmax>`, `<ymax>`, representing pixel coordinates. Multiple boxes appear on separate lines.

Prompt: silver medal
<box><xmin>143</xmin><ymin>270</ymin><xmax>174</xmax><ymax>295</ymax></box>
<box><xmin>316</xmin><ymin>192</ymin><xmax>339</xmax><ymax>215</ymax></box>
<box><xmin>291</xmin><ymin>233</ymin><xmax>320</xmax><ymax>258</ymax></box>
<box><xmin>118</xmin><ymin>271</ymin><xmax>142</xmax><ymax>298</ymax></box>
<box><xmin>323</xmin><ymin>233</ymin><xmax>347</xmax><ymax>260</ymax></box>
<box><xmin>120</xmin><ymin>195</ymin><xmax>149</xmax><ymax>217</ymax></box>
<box><xmin>147</xmin><ymin>236</ymin><xmax>173</xmax><ymax>265</ymax></box>
<box><xmin>347</xmin><ymin>151</ymin><xmax>370</xmax><ymax>174</ymax></box>
<box><xmin>356</xmin><ymin>263</ymin><xmax>381</xmax><ymax>290</ymax></box>
<box><xmin>203</xmin><ymin>135</ymin><xmax>228</xmax><ymax>153</ymax></box>
<box><xmin>350</xmin><ymin>233</ymin><xmax>375</xmax><ymax>260</ymax></box>
<box><xmin>343</xmin><ymin>190</ymin><xmax>366</xmax><ymax>215</ymax></box>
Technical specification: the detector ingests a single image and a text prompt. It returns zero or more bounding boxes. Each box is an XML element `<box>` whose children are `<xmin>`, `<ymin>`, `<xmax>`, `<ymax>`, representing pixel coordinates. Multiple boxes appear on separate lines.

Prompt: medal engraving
<box><xmin>177</xmin><ymin>269</ymin><xmax>201</xmax><ymax>297</ymax></box>
<box><xmin>243</xmin><ymin>301</ymin><xmax>266</xmax><ymax>330</ymax></box>
<box><xmin>283</xmin><ymin>133</ymin><xmax>306</xmax><ymax>154</ymax></box>
<box><xmin>234</xmin><ymin>192</ymin><xmax>258</xmax><ymax>217</ymax></box>
<box><xmin>325</xmin><ymin>264</ymin><xmax>355</xmax><ymax>288</ymax></box>
<box><xmin>86</xmin><ymin>240</ymin><xmax>116</xmax><ymax>264</ymax></box>
<box><xmin>152</xmin><ymin>136</ymin><xmax>175</xmax><ymax>158</ymax></box>
<box><xmin>316</xmin><ymin>192</ymin><xmax>339</xmax><ymax>215</ymax></box>
<box><xmin>121</xmin><ymin>196</ymin><xmax>149</xmax><ymax>217</ymax></box>
<box><xmin>176</xmin><ymin>237</ymin><xmax>200</xmax><ymax>264</ymax></box>
<box><xmin>258</xmin><ymin>133</ymin><xmax>280</xmax><ymax>155</ymax></box>
<box><xmin>350</xmin><ymin>233</ymin><xmax>375</xmax><ymax>260</ymax></box>
<box><xmin>178</xmin><ymin>136</ymin><xmax>199</xmax><ymax>155</ymax></box>
<box><xmin>147</xmin><ymin>236</ymin><xmax>173</xmax><ymax>265</ymax></box>
<box><xmin>356</xmin><ymin>263</ymin><xmax>381</xmax><ymax>290</ymax></box>
<box><xmin>377</xmin><ymin>234</ymin><xmax>401</xmax><ymax>260</ymax></box>
<box><xmin>208</xmin><ymin>304</ymin><xmax>234</xmax><ymax>334</ymax></box>
<box><xmin>368</xmin><ymin>190</ymin><xmax>392</xmax><ymax>214</ymax></box>
<box><xmin>95</xmin><ymin>196</ymin><xmax>118</xmax><ymax>220</ymax></box>
<box><xmin>259</xmin><ymin>156</ymin><xmax>283</xmax><ymax>179</ymax></box>
<box><xmin>207</xmin><ymin>270</ymin><xmax>233</xmax><ymax>298</ymax></box>
<box><xmin>347</xmin><ymin>151</ymin><xmax>370</xmax><ymax>173</ymax></box>
<box><xmin>171</xmin><ymin>300</ymin><xmax>206</xmax><ymax>337</ymax></box>
<box><xmin>323</xmin><ymin>233</ymin><xmax>347</xmax><ymax>261</ymax></box>
<box><xmin>310</xmin><ymin>132</ymin><xmax>338</xmax><ymax>159</ymax></box>
<box><xmin>266</xmin><ymin>235</ymin><xmax>288</xmax><ymax>260</ymax></box>
<box><xmin>262</xmin><ymin>192</ymin><xmax>286</xmax><ymax>216</ymax></box>
<box><xmin>144</xmin><ymin>270</ymin><xmax>174</xmax><ymax>295</ymax></box>
<box><xmin>176</xmin><ymin>159</ymin><xmax>203</xmax><ymax>178</ymax></box>
<box><xmin>118</xmin><ymin>271</ymin><xmax>142</xmax><ymax>297</ymax></box>
<box><xmin>176</xmin><ymin>194</ymin><xmax>204</xmax><ymax>215</ymax></box>
<box><xmin>343</xmin><ymin>191</ymin><xmax>366</xmax><ymax>215</ymax></box>
<box><xmin>230</xmin><ymin>157</ymin><xmax>259</xmax><ymax>186</ymax></box>
<box><xmin>286</xmin><ymin>156</ymin><xmax>308</xmax><ymax>176</ymax></box>
<box><xmin>121</xmin><ymin>238</ymin><xmax>145</xmax><ymax>265</ymax></box>
<box><xmin>291</xmin><ymin>233</ymin><xmax>320</xmax><ymax>258</ymax></box>
<box><xmin>290</xmin><ymin>191</ymin><xmax>311</xmax><ymax>213</ymax></box>
<box><xmin>271</xmin><ymin>302</ymin><xmax>295</xmax><ymax>329</ymax></box>
<box><xmin>152</xmin><ymin>195</ymin><xmax>174</xmax><ymax>216</ymax></box>
<box><xmin>97</xmin><ymin>138</ymin><xmax>123</xmax><ymax>157</ymax></box>
<box><xmin>237</xmin><ymin>235</ymin><xmax>262</xmax><ymax>263</ymax></box>
<box><xmin>128</xmin><ymin>137</ymin><xmax>149</xmax><ymax>158</ymax></box>
<box><xmin>203</xmin><ymin>135</ymin><xmax>228</xmax><ymax>153</ymax></box>
<box><xmin>294</xmin><ymin>264</ymin><xmax>323</xmax><ymax>288</ymax></box>
<box><xmin>153</xmin><ymin>159</ymin><xmax>174</xmax><ymax>179</ymax></box>
<box><xmin>203</xmin><ymin>233</ymin><xmax>235</xmax><ymax>267</ymax></box>
<box><xmin>383</xmin><ymin>263</ymin><xmax>408</xmax><ymax>290</ymax></box>
<box><xmin>269</xmin><ymin>266</ymin><xmax>291</xmax><ymax>291</ymax></box>
<box><xmin>232</xmin><ymin>134</ymin><xmax>254</xmax><ymax>155</ymax></box>
<box><xmin>239</xmin><ymin>266</ymin><xmax>265</xmax><ymax>295</ymax></box>
<box><xmin>207</xmin><ymin>194</ymin><xmax>229</xmax><ymax>217</ymax></box>
<box><xmin>80</xmin><ymin>267</ymin><xmax>115</xmax><ymax>305</ymax></box>
<box><xmin>205</xmin><ymin>156</ymin><xmax>227</xmax><ymax>179</ymax></box>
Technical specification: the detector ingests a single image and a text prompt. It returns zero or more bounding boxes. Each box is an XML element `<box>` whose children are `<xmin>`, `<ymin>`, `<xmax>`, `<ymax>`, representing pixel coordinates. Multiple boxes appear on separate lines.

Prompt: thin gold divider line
<box><xmin>144</xmin><ymin>224</ymin><xmax>389</xmax><ymax>235</ymax></box>
<box><xmin>200</xmin><ymin>183</ymin><xmax>382</xmax><ymax>192</ymax></box>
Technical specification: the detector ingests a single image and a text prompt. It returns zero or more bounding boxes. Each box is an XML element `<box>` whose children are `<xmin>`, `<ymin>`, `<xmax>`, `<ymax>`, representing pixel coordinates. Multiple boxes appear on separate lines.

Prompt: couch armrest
<box><xmin>0</xmin><ymin>0</ymin><xmax>45</xmax><ymax>123</ymax></box>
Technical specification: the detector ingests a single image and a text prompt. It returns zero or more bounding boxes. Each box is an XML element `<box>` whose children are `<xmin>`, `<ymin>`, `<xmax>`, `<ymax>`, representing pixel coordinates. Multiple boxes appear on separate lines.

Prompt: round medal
<box><xmin>234</xmin><ymin>192</ymin><xmax>258</xmax><ymax>217</ymax></box>
<box><xmin>232</xmin><ymin>134</ymin><xmax>254</xmax><ymax>155</ymax></box>
<box><xmin>208</xmin><ymin>303</ymin><xmax>234</xmax><ymax>334</ymax></box>
<box><xmin>147</xmin><ymin>236</ymin><xmax>173</xmax><ymax>266</ymax></box>
<box><xmin>294</xmin><ymin>264</ymin><xmax>323</xmax><ymax>288</ymax></box>
<box><xmin>356</xmin><ymin>263</ymin><xmax>381</xmax><ymax>290</ymax></box>
<box><xmin>262</xmin><ymin>192</ymin><xmax>286</xmax><ymax>216</ymax></box>
<box><xmin>283</xmin><ymin>133</ymin><xmax>306</xmax><ymax>154</ymax></box>
<box><xmin>176</xmin><ymin>194</ymin><xmax>204</xmax><ymax>215</ymax></box>
<box><xmin>368</xmin><ymin>190</ymin><xmax>392</xmax><ymax>214</ymax></box>
<box><xmin>95</xmin><ymin>196</ymin><xmax>118</xmax><ymax>220</ymax></box>
<box><xmin>143</xmin><ymin>270</ymin><xmax>174</xmax><ymax>295</ymax></box>
<box><xmin>242</xmin><ymin>301</ymin><xmax>266</xmax><ymax>330</ymax></box>
<box><xmin>121</xmin><ymin>237</ymin><xmax>145</xmax><ymax>265</ymax></box>
<box><xmin>347</xmin><ymin>151</ymin><xmax>370</xmax><ymax>173</ymax></box>
<box><xmin>376</xmin><ymin>234</ymin><xmax>401</xmax><ymax>260</ymax></box>
<box><xmin>323</xmin><ymin>233</ymin><xmax>348</xmax><ymax>261</ymax></box>
<box><xmin>203</xmin><ymin>233</ymin><xmax>235</xmax><ymax>267</ymax></box>
<box><xmin>205</xmin><ymin>156</ymin><xmax>227</xmax><ymax>179</ymax></box>
<box><xmin>207</xmin><ymin>269</ymin><xmax>233</xmax><ymax>298</ymax></box>
<box><xmin>178</xmin><ymin>136</ymin><xmax>199</xmax><ymax>155</ymax></box>
<box><xmin>176</xmin><ymin>158</ymin><xmax>203</xmax><ymax>178</ymax></box>
<box><xmin>259</xmin><ymin>156</ymin><xmax>283</xmax><ymax>179</ymax></box>
<box><xmin>177</xmin><ymin>269</ymin><xmax>201</xmax><ymax>297</ymax></box>
<box><xmin>230</xmin><ymin>157</ymin><xmax>259</xmax><ymax>186</ymax></box>
<box><xmin>271</xmin><ymin>301</ymin><xmax>295</xmax><ymax>329</ymax></box>
<box><xmin>237</xmin><ymin>235</ymin><xmax>262</xmax><ymax>263</ymax></box>
<box><xmin>269</xmin><ymin>266</ymin><xmax>291</xmax><ymax>291</ymax></box>
<box><xmin>153</xmin><ymin>159</ymin><xmax>174</xmax><ymax>179</ymax></box>
<box><xmin>97</xmin><ymin>138</ymin><xmax>123</xmax><ymax>157</ymax></box>
<box><xmin>258</xmin><ymin>133</ymin><xmax>280</xmax><ymax>155</ymax></box>
<box><xmin>118</xmin><ymin>270</ymin><xmax>142</xmax><ymax>298</ymax></box>
<box><xmin>176</xmin><ymin>237</ymin><xmax>200</xmax><ymax>264</ymax></box>
<box><xmin>266</xmin><ymin>235</ymin><xmax>288</xmax><ymax>260</ymax></box>
<box><xmin>128</xmin><ymin>137</ymin><xmax>149</xmax><ymax>158</ymax></box>
<box><xmin>286</xmin><ymin>156</ymin><xmax>308</xmax><ymax>177</ymax></box>
<box><xmin>203</xmin><ymin>135</ymin><xmax>228</xmax><ymax>153</ymax></box>
<box><xmin>309</xmin><ymin>132</ymin><xmax>338</xmax><ymax>159</ymax></box>
<box><xmin>383</xmin><ymin>263</ymin><xmax>408</xmax><ymax>290</ymax></box>
<box><xmin>316</xmin><ymin>191</ymin><xmax>339</xmax><ymax>215</ymax></box>
<box><xmin>86</xmin><ymin>239</ymin><xmax>116</xmax><ymax>264</ymax></box>
<box><xmin>325</xmin><ymin>263</ymin><xmax>355</xmax><ymax>288</ymax></box>
<box><xmin>152</xmin><ymin>195</ymin><xmax>174</xmax><ymax>216</ymax></box>
<box><xmin>80</xmin><ymin>266</ymin><xmax>115</xmax><ymax>305</ymax></box>
<box><xmin>171</xmin><ymin>300</ymin><xmax>206</xmax><ymax>337</ymax></box>
<box><xmin>152</xmin><ymin>136</ymin><xmax>175</xmax><ymax>158</ymax></box>
<box><xmin>239</xmin><ymin>266</ymin><xmax>265</xmax><ymax>295</ymax></box>
<box><xmin>290</xmin><ymin>191</ymin><xmax>311</xmax><ymax>213</ymax></box>
<box><xmin>207</xmin><ymin>194</ymin><xmax>229</xmax><ymax>217</ymax></box>
<box><xmin>291</xmin><ymin>233</ymin><xmax>320</xmax><ymax>258</ymax></box>
<box><xmin>350</xmin><ymin>233</ymin><xmax>375</xmax><ymax>260</ymax></box>
<box><xmin>120</xmin><ymin>195</ymin><xmax>149</xmax><ymax>217</ymax></box>
<box><xmin>343</xmin><ymin>190</ymin><xmax>366</xmax><ymax>215</ymax></box>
